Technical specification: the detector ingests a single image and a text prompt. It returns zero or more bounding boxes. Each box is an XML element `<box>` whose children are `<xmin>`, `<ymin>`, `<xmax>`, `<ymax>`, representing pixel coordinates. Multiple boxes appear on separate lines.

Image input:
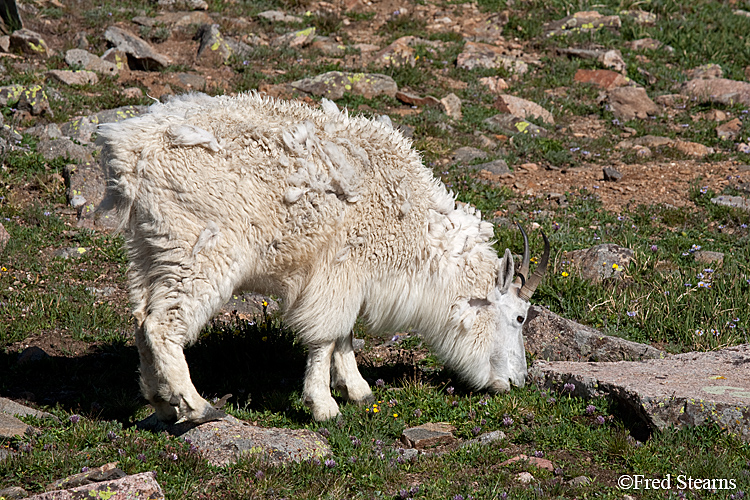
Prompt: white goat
<box><xmin>97</xmin><ymin>92</ymin><xmax>549</xmax><ymax>423</ymax></box>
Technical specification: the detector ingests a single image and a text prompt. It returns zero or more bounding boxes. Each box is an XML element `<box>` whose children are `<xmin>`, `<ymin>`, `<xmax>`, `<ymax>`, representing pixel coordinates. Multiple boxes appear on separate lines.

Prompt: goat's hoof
<box><xmin>310</xmin><ymin>399</ymin><xmax>341</xmax><ymax>422</ymax></box>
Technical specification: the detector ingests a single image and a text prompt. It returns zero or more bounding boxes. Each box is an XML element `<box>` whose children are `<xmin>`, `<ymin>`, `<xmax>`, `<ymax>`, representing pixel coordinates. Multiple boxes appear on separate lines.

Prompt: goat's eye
<box><xmin>516</xmin><ymin>316</ymin><xmax>525</xmax><ymax>324</ymax></box>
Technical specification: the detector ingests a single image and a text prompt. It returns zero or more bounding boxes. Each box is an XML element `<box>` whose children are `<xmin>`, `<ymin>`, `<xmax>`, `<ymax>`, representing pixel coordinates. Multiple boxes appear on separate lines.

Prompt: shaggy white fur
<box><xmin>97</xmin><ymin>92</ymin><xmax>545</xmax><ymax>423</ymax></box>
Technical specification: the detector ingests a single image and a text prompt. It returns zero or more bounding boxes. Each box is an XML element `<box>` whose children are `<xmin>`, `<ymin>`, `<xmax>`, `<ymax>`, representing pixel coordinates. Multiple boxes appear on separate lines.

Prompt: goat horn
<box><xmin>518</xmin><ymin>230</ymin><xmax>550</xmax><ymax>301</ymax></box>
<box><xmin>514</xmin><ymin>222</ymin><xmax>530</xmax><ymax>287</ymax></box>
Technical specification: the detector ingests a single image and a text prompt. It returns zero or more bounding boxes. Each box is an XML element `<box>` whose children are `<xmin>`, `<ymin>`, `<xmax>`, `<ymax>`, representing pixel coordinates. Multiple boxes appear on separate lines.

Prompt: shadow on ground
<box><xmin>0</xmin><ymin>316</ymin><xmax>313</xmax><ymax>424</ymax></box>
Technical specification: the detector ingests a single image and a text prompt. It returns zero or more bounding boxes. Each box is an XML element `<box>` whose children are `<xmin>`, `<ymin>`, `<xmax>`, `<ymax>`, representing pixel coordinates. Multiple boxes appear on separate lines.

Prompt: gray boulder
<box><xmin>565</xmin><ymin>243</ymin><xmax>634</xmax><ymax>282</ymax></box>
<box><xmin>139</xmin><ymin>414</ymin><xmax>331</xmax><ymax>466</ymax></box>
<box><xmin>65</xmin><ymin>49</ymin><xmax>119</xmax><ymax>76</ymax></box>
<box><xmin>104</xmin><ymin>26</ymin><xmax>172</xmax><ymax>71</ymax></box>
<box><xmin>608</xmin><ymin>86</ymin><xmax>659</xmax><ymax>120</ymax></box>
<box><xmin>524</xmin><ymin>306</ymin><xmax>664</xmax><ymax>362</ymax></box>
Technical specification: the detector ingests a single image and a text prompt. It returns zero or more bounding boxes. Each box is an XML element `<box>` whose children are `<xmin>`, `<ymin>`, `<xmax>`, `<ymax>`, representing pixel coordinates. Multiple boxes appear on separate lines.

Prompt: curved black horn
<box><xmin>518</xmin><ymin>230</ymin><xmax>550</xmax><ymax>301</ymax></box>
<box><xmin>514</xmin><ymin>222</ymin><xmax>530</xmax><ymax>287</ymax></box>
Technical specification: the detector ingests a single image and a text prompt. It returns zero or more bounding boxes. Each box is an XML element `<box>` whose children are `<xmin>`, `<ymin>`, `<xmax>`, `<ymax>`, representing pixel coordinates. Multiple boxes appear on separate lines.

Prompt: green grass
<box><xmin>2</xmin><ymin>316</ymin><xmax>748</xmax><ymax>498</ymax></box>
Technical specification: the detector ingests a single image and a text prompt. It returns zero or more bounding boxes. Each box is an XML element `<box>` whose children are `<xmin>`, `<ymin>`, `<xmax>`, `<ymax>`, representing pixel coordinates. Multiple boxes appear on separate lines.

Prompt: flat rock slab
<box><xmin>524</xmin><ymin>306</ymin><xmax>664</xmax><ymax>362</ymax></box>
<box><xmin>27</xmin><ymin>472</ymin><xmax>163</xmax><ymax>500</ymax></box>
<box><xmin>0</xmin><ymin>413</ymin><xmax>30</xmax><ymax>439</ymax></box>
<box><xmin>456</xmin><ymin>41</ymin><xmax>530</xmax><ymax>75</ymax></box>
<box><xmin>682</xmin><ymin>78</ymin><xmax>750</xmax><ymax>107</ymax></box>
<box><xmin>530</xmin><ymin>344</ymin><xmax>750</xmax><ymax>441</ymax></box>
<box><xmin>499</xmin><ymin>454</ymin><xmax>554</xmax><ymax>471</ymax></box>
<box><xmin>291</xmin><ymin>71</ymin><xmax>397</xmax><ymax>100</ymax></box>
<box><xmin>0</xmin><ymin>397</ymin><xmax>57</xmax><ymax>421</ymax></box>
<box><xmin>47</xmin><ymin>462</ymin><xmax>125</xmax><ymax>491</ymax></box>
<box><xmin>400</xmin><ymin>422</ymin><xmax>456</xmax><ymax>449</ymax></box>
<box><xmin>145</xmin><ymin>415</ymin><xmax>331</xmax><ymax>466</ymax></box>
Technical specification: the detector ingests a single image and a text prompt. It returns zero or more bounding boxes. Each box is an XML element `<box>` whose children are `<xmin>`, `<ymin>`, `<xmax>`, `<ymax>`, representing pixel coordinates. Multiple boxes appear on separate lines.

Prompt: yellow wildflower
<box><xmin>561</xmin><ymin>271</ymin><xmax>569</xmax><ymax>277</ymax></box>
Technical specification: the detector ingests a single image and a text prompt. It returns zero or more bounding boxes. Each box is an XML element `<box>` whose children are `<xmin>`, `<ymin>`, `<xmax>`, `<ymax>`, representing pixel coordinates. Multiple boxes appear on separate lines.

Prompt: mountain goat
<box><xmin>97</xmin><ymin>92</ymin><xmax>549</xmax><ymax>423</ymax></box>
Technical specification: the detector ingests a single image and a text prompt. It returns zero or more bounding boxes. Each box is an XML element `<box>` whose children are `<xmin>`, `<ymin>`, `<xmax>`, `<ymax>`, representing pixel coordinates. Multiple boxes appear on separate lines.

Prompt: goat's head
<box><xmin>467</xmin><ymin>224</ymin><xmax>549</xmax><ymax>393</ymax></box>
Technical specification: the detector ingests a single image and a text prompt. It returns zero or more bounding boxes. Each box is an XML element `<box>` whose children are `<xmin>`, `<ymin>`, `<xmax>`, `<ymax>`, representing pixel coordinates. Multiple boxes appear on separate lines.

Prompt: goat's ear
<box><xmin>496</xmin><ymin>248</ymin><xmax>515</xmax><ymax>293</ymax></box>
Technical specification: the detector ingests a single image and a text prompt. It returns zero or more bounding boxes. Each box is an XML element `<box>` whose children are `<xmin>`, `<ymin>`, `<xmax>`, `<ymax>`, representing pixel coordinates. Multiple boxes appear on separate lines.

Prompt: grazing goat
<box><xmin>97</xmin><ymin>92</ymin><xmax>549</xmax><ymax>423</ymax></box>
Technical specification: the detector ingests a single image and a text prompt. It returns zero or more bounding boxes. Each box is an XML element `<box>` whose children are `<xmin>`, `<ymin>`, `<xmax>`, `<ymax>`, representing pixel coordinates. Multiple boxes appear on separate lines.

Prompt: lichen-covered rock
<box><xmin>59</xmin><ymin>105</ymin><xmax>147</xmax><ymax>143</ymax></box>
<box><xmin>401</xmin><ymin>422</ymin><xmax>456</xmax><ymax>449</ymax></box>
<box><xmin>544</xmin><ymin>11</ymin><xmax>621</xmax><ymax>37</ymax></box>
<box><xmin>682</xmin><ymin>78</ymin><xmax>750</xmax><ymax>107</ymax></box>
<box><xmin>14</xmin><ymin>85</ymin><xmax>53</xmax><ymax>117</ymax></box>
<box><xmin>483</xmin><ymin>113</ymin><xmax>547</xmax><ymax>137</ymax></box>
<box><xmin>291</xmin><ymin>71</ymin><xmax>398</xmax><ymax>100</ymax></box>
<box><xmin>0</xmin><ymin>397</ymin><xmax>57</xmax><ymax>421</ymax></box>
<box><xmin>26</xmin><ymin>472</ymin><xmax>163</xmax><ymax>500</ymax></box>
<box><xmin>9</xmin><ymin>28</ymin><xmax>49</xmax><ymax>57</ymax></box>
<box><xmin>272</xmin><ymin>26</ymin><xmax>316</xmax><ymax>49</ymax></box>
<box><xmin>46</xmin><ymin>462</ymin><xmax>125</xmax><ymax>491</ymax></box>
<box><xmin>196</xmin><ymin>24</ymin><xmax>253</xmax><ymax>67</ymax></box>
<box><xmin>565</xmin><ymin>243</ymin><xmax>633</xmax><ymax>282</ymax></box>
<box><xmin>0</xmin><ymin>414</ymin><xmax>30</xmax><ymax>439</ymax></box>
<box><xmin>37</xmin><ymin>138</ymin><xmax>94</xmax><ymax>163</ymax></box>
<box><xmin>440</xmin><ymin>92</ymin><xmax>462</xmax><ymax>119</ymax></box>
<box><xmin>64</xmin><ymin>161</ymin><xmax>120</xmax><ymax>231</ymax></box>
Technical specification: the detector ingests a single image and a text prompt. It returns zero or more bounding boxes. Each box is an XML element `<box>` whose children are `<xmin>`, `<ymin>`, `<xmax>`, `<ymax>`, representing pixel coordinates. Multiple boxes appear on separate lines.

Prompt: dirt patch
<box><xmin>481</xmin><ymin>159</ymin><xmax>749</xmax><ymax>213</ymax></box>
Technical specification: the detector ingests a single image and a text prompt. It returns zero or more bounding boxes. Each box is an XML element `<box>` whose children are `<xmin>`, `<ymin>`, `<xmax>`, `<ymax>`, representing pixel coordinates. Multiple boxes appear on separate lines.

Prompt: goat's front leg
<box><xmin>136</xmin><ymin>316</ymin><xmax>224</xmax><ymax>424</ymax></box>
<box><xmin>303</xmin><ymin>341</ymin><xmax>340</xmax><ymax>421</ymax></box>
<box><xmin>331</xmin><ymin>332</ymin><xmax>373</xmax><ymax>404</ymax></box>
